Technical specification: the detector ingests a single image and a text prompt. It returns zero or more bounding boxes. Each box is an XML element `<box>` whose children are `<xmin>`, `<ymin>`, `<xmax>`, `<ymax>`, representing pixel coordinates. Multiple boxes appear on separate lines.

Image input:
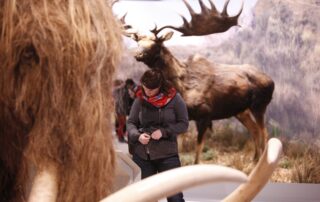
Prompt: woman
<box><xmin>127</xmin><ymin>69</ymin><xmax>189</xmax><ymax>202</ymax></box>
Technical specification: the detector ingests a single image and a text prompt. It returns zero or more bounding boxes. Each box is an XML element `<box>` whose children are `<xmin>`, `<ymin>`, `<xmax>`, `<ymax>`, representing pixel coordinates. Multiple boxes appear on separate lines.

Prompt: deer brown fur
<box><xmin>123</xmin><ymin>0</ymin><xmax>274</xmax><ymax>164</ymax></box>
<box><xmin>0</xmin><ymin>0</ymin><xmax>122</xmax><ymax>201</ymax></box>
<box><xmin>132</xmin><ymin>31</ymin><xmax>274</xmax><ymax>164</ymax></box>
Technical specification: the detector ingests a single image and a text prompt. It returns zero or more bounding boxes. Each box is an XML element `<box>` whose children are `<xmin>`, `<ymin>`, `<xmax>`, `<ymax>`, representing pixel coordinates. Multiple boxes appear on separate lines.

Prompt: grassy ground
<box><xmin>178</xmin><ymin>121</ymin><xmax>320</xmax><ymax>183</ymax></box>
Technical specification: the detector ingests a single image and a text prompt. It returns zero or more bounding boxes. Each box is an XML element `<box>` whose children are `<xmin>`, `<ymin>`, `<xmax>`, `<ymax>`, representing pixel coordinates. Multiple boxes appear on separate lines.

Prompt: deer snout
<box><xmin>134</xmin><ymin>51</ymin><xmax>146</xmax><ymax>61</ymax></box>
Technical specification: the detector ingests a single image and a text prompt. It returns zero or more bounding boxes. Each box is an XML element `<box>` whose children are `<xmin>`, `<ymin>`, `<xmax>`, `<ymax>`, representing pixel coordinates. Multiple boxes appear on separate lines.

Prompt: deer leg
<box><xmin>251</xmin><ymin>109</ymin><xmax>269</xmax><ymax>158</ymax></box>
<box><xmin>194</xmin><ymin>120</ymin><xmax>211</xmax><ymax>164</ymax></box>
<box><xmin>236</xmin><ymin>110</ymin><xmax>262</xmax><ymax>161</ymax></box>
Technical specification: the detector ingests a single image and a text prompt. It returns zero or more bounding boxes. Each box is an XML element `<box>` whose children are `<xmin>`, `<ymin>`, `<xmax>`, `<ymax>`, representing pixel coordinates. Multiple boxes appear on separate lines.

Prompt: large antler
<box><xmin>155</xmin><ymin>0</ymin><xmax>243</xmax><ymax>36</ymax></box>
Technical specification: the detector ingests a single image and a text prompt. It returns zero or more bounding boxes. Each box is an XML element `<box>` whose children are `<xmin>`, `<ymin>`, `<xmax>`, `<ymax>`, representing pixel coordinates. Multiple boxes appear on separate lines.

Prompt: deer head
<box><xmin>130</xmin><ymin>29</ymin><xmax>174</xmax><ymax>68</ymax></box>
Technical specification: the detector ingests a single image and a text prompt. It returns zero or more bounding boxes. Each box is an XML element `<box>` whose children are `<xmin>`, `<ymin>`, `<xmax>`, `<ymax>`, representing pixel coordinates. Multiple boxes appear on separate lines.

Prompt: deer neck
<box><xmin>148</xmin><ymin>47</ymin><xmax>186</xmax><ymax>94</ymax></box>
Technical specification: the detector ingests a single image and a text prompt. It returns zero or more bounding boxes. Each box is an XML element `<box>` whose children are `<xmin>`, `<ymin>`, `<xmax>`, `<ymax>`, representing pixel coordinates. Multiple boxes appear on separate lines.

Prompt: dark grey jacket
<box><xmin>127</xmin><ymin>93</ymin><xmax>189</xmax><ymax>160</ymax></box>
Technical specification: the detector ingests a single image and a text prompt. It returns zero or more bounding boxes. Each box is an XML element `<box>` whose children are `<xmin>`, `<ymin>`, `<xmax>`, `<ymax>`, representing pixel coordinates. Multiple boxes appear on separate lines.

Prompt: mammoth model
<box><xmin>0</xmin><ymin>0</ymin><xmax>122</xmax><ymax>201</ymax></box>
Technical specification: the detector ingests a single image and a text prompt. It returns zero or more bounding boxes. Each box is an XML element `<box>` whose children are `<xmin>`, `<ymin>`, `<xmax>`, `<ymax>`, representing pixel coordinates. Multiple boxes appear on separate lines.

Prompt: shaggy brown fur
<box><xmin>0</xmin><ymin>0</ymin><xmax>122</xmax><ymax>201</ymax></box>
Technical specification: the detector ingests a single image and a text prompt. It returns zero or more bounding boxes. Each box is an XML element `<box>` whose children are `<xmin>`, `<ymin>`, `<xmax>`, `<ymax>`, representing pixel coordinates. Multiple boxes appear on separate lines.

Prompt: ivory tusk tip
<box><xmin>267</xmin><ymin>138</ymin><xmax>283</xmax><ymax>164</ymax></box>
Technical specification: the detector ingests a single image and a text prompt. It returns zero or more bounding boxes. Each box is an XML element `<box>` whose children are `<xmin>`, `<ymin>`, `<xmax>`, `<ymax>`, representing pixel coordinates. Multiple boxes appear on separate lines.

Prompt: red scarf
<box><xmin>136</xmin><ymin>86</ymin><xmax>177</xmax><ymax>108</ymax></box>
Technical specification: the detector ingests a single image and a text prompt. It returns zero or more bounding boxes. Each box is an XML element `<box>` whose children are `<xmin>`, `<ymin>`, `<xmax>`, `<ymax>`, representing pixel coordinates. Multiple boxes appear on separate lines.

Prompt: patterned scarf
<box><xmin>136</xmin><ymin>86</ymin><xmax>177</xmax><ymax>108</ymax></box>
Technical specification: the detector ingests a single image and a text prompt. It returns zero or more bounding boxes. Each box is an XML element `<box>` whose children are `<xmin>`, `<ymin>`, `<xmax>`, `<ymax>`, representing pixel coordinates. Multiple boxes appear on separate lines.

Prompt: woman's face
<box><xmin>142</xmin><ymin>85</ymin><xmax>160</xmax><ymax>97</ymax></box>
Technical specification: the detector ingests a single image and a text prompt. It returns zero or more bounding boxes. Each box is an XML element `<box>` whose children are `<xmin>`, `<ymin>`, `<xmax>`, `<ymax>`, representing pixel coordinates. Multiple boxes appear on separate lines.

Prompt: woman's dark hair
<box><xmin>140</xmin><ymin>69</ymin><xmax>172</xmax><ymax>95</ymax></box>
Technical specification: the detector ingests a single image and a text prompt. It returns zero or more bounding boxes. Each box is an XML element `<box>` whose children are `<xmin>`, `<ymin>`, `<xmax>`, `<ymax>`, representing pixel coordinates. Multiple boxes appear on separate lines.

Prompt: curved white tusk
<box><xmin>101</xmin><ymin>164</ymin><xmax>247</xmax><ymax>202</ymax></box>
<box><xmin>28</xmin><ymin>165</ymin><xmax>58</xmax><ymax>202</ymax></box>
<box><xmin>223</xmin><ymin>138</ymin><xmax>283</xmax><ymax>202</ymax></box>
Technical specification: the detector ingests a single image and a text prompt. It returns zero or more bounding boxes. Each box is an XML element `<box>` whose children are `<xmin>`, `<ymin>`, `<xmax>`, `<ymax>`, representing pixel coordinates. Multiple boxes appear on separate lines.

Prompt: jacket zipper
<box><xmin>158</xmin><ymin>108</ymin><xmax>161</xmax><ymax>125</ymax></box>
<box><xmin>146</xmin><ymin>146</ymin><xmax>150</xmax><ymax>154</ymax></box>
<box><xmin>146</xmin><ymin>108</ymin><xmax>161</xmax><ymax>156</ymax></box>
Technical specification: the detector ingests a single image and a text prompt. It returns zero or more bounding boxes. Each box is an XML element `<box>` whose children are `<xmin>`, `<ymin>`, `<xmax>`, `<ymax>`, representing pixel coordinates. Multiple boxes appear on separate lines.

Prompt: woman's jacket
<box><xmin>127</xmin><ymin>92</ymin><xmax>189</xmax><ymax>160</ymax></box>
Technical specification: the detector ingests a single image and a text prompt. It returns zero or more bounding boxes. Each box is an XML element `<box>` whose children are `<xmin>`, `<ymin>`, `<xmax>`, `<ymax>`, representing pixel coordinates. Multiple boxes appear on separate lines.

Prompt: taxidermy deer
<box><xmin>122</xmin><ymin>0</ymin><xmax>274</xmax><ymax>163</ymax></box>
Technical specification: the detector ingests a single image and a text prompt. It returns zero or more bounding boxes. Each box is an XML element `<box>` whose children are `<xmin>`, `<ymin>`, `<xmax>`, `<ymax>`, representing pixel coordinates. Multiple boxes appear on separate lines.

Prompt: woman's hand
<box><xmin>139</xmin><ymin>133</ymin><xmax>150</xmax><ymax>145</ymax></box>
<box><xmin>151</xmin><ymin>129</ymin><xmax>162</xmax><ymax>140</ymax></box>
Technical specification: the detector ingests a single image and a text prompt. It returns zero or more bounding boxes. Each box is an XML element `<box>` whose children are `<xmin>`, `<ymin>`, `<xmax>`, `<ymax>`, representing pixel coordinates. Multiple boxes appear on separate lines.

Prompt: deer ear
<box><xmin>159</xmin><ymin>31</ymin><xmax>174</xmax><ymax>42</ymax></box>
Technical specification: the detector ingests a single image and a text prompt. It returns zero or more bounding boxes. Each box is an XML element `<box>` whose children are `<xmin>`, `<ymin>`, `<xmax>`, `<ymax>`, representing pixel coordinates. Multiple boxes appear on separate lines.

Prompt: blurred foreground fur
<box><xmin>0</xmin><ymin>0</ymin><xmax>122</xmax><ymax>201</ymax></box>
<box><xmin>179</xmin><ymin>120</ymin><xmax>320</xmax><ymax>183</ymax></box>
